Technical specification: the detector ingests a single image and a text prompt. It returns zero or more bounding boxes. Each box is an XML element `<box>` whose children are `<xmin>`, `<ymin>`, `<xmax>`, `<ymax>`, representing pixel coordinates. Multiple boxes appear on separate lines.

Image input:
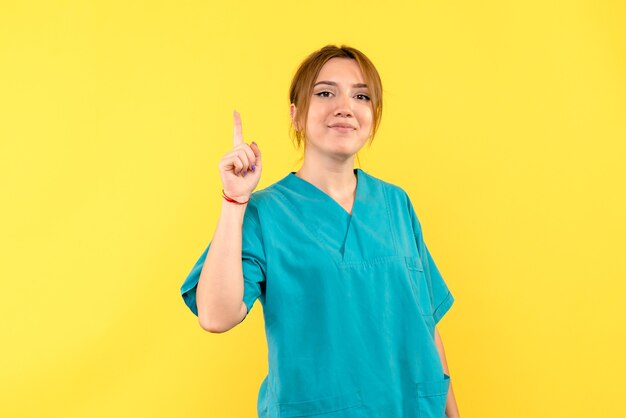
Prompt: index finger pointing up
<box><xmin>233</xmin><ymin>110</ymin><xmax>243</xmax><ymax>147</ymax></box>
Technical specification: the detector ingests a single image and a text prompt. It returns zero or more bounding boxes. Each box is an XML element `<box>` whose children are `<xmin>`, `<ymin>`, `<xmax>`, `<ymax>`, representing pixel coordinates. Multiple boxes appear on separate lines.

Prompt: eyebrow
<box><xmin>313</xmin><ymin>81</ymin><xmax>369</xmax><ymax>88</ymax></box>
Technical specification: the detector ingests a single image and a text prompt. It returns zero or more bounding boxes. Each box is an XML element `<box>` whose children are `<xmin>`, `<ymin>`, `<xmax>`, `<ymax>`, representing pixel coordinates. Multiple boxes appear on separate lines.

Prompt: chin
<box><xmin>328</xmin><ymin>146</ymin><xmax>363</xmax><ymax>159</ymax></box>
<box><xmin>308</xmin><ymin>136</ymin><xmax>365</xmax><ymax>156</ymax></box>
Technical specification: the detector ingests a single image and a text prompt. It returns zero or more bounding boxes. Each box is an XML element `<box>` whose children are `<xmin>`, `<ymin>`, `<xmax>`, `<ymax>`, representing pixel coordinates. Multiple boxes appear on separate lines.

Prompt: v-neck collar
<box><xmin>275</xmin><ymin>168</ymin><xmax>395</xmax><ymax>263</ymax></box>
<box><xmin>287</xmin><ymin>168</ymin><xmax>362</xmax><ymax>217</ymax></box>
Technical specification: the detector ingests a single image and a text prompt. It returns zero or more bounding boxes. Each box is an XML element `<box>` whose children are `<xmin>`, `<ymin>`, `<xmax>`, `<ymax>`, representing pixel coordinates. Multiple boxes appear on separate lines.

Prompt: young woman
<box><xmin>181</xmin><ymin>45</ymin><xmax>460</xmax><ymax>418</ymax></box>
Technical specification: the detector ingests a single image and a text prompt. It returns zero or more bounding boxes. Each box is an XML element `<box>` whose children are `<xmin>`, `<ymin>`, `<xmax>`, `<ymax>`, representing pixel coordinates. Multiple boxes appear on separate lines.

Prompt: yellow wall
<box><xmin>2</xmin><ymin>1</ymin><xmax>624</xmax><ymax>417</ymax></box>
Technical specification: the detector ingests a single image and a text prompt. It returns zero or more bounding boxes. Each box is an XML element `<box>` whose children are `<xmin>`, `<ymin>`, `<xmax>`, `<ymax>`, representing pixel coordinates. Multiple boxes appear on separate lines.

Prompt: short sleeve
<box><xmin>180</xmin><ymin>202</ymin><xmax>267</xmax><ymax>319</ymax></box>
<box><xmin>406</xmin><ymin>194</ymin><xmax>455</xmax><ymax>324</ymax></box>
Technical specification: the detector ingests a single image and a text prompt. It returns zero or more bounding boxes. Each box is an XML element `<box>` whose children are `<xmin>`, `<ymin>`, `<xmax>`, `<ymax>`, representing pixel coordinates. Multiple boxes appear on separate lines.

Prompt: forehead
<box><xmin>315</xmin><ymin>57</ymin><xmax>365</xmax><ymax>84</ymax></box>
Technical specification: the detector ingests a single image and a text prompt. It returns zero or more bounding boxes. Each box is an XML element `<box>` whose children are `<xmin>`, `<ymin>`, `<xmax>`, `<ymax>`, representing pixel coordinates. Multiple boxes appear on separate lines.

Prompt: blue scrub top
<box><xmin>181</xmin><ymin>168</ymin><xmax>455</xmax><ymax>418</ymax></box>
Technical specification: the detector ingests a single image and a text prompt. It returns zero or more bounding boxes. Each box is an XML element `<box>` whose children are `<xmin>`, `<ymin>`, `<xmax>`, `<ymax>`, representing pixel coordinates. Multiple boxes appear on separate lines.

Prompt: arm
<box><xmin>196</xmin><ymin>199</ymin><xmax>249</xmax><ymax>333</ymax></box>
<box><xmin>195</xmin><ymin>111</ymin><xmax>262</xmax><ymax>333</ymax></box>
<box><xmin>434</xmin><ymin>326</ymin><xmax>460</xmax><ymax>418</ymax></box>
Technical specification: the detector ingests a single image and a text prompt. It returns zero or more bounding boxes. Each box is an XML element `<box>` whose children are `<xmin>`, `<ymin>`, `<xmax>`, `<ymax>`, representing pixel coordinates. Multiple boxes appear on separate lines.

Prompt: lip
<box><xmin>328</xmin><ymin>123</ymin><xmax>356</xmax><ymax>130</ymax></box>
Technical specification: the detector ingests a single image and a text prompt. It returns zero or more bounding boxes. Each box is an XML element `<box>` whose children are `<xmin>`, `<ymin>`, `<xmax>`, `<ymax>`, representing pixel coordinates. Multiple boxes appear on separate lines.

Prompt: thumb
<box><xmin>250</xmin><ymin>141</ymin><xmax>262</xmax><ymax>166</ymax></box>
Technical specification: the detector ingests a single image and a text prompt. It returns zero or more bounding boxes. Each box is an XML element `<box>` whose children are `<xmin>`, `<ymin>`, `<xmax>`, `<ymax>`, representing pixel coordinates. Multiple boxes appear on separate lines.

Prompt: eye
<box><xmin>356</xmin><ymin>94</ymin><xmax>371</xmax><ymax>101</ymax></box>
<box><xmin>314</xmin><ymin>91</ymin><xmax>332</xmax><ymax>98</ymax></box>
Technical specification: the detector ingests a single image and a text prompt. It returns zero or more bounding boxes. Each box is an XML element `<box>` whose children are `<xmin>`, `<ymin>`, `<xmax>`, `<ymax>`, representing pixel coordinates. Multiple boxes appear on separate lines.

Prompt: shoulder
<box><xmin>242</xmin><ymin>175</ymin><xmax>291</xmax><ymax>222</ymax></box>
<box><xmin>247</xmin><ymin>178</ymin><xmax>286</xmax><ymax>207</ymax></box>
<box><xmin>359</xmin><ymin>169</ymin><xmax>411</xmax><ymax>204</ymax></box>
<box><xmin>360</xmin><ymin>169</ymin><xmax>422</xmax><ymax>227</ymax></box>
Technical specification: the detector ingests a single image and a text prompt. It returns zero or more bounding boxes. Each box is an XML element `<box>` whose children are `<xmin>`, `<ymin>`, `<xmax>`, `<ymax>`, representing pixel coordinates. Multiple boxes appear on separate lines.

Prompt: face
<box><xmin>291</xmin><ymin>57</ymin><xmax>373</xmax><ymax>161</ymax></box>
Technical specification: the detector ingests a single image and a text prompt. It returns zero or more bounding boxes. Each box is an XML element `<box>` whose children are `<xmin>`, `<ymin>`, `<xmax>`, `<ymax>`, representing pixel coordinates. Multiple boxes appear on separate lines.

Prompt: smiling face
<box><xmin>292</xmin><ymin>57</ymin><xmax>374</xmax><ymax>161</ymax></box>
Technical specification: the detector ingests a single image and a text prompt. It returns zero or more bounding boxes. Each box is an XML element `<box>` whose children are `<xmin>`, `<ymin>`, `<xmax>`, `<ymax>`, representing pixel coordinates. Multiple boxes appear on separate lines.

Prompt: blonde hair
<box><xmin>289</xmin><ymin>45</ymin><xmax>383</xmax><ymax>162</ymax></box>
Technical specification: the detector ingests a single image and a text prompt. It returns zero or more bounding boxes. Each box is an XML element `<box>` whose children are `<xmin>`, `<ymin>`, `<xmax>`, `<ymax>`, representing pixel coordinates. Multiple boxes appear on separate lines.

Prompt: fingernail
<box><xmin>252</xmin><ymin>141</ymin><xmax>257</xmax><ymax>145</ymax></box>
<box><xmin>251</xmin><ymin>164</ymin><xmax>255</xmax><ymax>171</ymax></box>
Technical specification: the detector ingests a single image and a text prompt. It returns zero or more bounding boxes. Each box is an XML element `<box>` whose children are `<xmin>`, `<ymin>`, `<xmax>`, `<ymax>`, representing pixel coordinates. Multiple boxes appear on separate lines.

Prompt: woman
<box><xmin>180</xmin><ymin>45</ymin><xmax>460</xmax><ymax>418</ymax></box>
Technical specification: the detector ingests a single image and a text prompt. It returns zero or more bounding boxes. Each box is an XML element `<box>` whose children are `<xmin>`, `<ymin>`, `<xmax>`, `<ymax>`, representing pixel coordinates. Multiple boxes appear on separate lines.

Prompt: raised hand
<box><xmin>218</xmin><ymin>110</ymin><xmax>262</xmax><ymax>202</ymax></box>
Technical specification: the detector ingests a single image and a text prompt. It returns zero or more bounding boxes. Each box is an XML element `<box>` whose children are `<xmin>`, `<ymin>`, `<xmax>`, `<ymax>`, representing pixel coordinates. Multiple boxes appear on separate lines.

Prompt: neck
<box><xmin>295</xmin><ymin>153</ymin><xmax>357</xmax><ymax>198</ymax></box>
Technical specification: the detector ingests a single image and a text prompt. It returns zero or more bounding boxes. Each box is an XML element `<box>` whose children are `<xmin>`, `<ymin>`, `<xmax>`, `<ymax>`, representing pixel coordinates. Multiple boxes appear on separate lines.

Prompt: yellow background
<box><xmin>1</xmin><ymin>1</ymin><xmax>625</xmax><ymax>417</ymax></box>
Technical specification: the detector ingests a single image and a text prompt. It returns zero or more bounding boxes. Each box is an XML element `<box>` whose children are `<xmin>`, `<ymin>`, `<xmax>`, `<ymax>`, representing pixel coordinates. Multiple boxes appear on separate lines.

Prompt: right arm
<box><xmin>196</xmin><ymin>199</ymin><xmax>250</xmax><ymax>332</ymax></box>
<box><xmin>195</xmin><ymin>110</ymin><xmax>262</xmax><ymax>333</ymax></box>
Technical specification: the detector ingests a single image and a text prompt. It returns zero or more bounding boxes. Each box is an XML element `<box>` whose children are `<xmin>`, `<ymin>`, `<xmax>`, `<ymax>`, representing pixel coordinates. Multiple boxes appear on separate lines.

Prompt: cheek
<box><xmin>359</xmin><ymin>108</ymin><xmax>374</xmax><ymax>125</ymax></box>
<box><xmin>307</xmin><ymin>110</ymin><xmax>327</xmax><ymax>129</ymax></box>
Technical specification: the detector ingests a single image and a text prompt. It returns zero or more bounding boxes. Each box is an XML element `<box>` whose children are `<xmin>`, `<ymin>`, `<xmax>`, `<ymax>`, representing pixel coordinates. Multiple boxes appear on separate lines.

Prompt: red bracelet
<box><xmin>222</xmin><ymin>189</ymin><xmax>250</xmax><ymax>205</ymax></box>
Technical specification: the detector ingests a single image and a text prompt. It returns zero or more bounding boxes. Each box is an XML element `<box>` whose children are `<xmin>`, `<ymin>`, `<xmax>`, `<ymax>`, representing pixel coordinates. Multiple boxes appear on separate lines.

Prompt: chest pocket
<box><xmin>405</xmin><ymin>256</ymin><xmax>433</xmax><ymax>317</ymax></box>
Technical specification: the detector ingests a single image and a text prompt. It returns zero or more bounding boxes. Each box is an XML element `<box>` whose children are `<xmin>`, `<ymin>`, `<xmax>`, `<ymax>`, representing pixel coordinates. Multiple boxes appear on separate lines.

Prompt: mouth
<box><xmin>328</xmin><ymin>124</ymin><xmax>356</xmax><ymax>131</ymax></box>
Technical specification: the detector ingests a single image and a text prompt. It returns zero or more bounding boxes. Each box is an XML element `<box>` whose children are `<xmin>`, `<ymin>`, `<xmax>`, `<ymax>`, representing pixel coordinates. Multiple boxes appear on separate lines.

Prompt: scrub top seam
<box><xmin>381</xmin><ymin>184</ymin><xmax>399</xmax><ymax>255</ymax></box>
<box><xmin>242</xmin><ymin>196</ymin><xmax>269</xmax><ymax>314</ymax></box>
<box><xmin>433</xmin><ymin>291</ymin><xmax>454</xmax><ymax>324</ymax></box>
<box><xmin>241</xmin><ymin>199</ymin><xmax>272</xmax><ymax>262</ymax></box>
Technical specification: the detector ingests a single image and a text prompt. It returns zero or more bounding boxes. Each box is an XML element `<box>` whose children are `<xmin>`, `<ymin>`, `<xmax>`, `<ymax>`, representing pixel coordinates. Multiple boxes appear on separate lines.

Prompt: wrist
<box><xmin>222</xmin><ymin>189</ymin><xmax>250</xmax><ymax>204</ymax></box>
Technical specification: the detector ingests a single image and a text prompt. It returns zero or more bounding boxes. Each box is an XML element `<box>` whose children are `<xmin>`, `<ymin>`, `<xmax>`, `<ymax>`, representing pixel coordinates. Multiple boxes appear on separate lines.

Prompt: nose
<box><xmin>334</xmin><ymin>92</ymin><xmax>353</xmax><ymax>118</ymax></box>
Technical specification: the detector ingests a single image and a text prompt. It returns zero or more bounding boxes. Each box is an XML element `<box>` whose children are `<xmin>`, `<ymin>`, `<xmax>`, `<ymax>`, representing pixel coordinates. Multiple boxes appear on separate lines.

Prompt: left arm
<box><xmin>434</xmin><ymin>326</ymin><xmax>460</xmax><ymax>418</ymax></box>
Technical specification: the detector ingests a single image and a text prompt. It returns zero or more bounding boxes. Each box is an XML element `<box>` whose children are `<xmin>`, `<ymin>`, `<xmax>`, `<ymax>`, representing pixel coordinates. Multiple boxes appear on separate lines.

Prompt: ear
<box><xmin>290</xmin><ymin>103</ymin><xmax>300</xmax><ymax>131</ymax></box>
